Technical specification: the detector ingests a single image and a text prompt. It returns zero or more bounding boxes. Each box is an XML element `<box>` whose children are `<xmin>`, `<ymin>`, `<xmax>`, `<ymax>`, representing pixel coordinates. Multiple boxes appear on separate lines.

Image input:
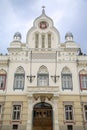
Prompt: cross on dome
<box><xmin>42</xmin><ymin>5</ymin><xmax>45</xmax><ymax>14</ymax></box>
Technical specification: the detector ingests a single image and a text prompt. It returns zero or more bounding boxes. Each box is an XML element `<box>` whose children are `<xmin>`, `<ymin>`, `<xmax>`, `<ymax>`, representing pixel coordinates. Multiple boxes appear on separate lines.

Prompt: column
<box><xmin>53</xmin><ymin>96</ymin><xmax>59</xmax><ymax>130</ymax></box>
<box><xmin>26</xmin><ymin>95</ymin><xmax>33</xmax><ymax>130</ymax></box>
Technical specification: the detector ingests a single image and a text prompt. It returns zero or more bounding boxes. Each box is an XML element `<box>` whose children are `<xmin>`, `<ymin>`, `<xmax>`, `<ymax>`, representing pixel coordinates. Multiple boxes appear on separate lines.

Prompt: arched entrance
<box><xmin>33</xmin><ymin>102</ymin><xmax>53</xmax><ymax>130</ymax></box>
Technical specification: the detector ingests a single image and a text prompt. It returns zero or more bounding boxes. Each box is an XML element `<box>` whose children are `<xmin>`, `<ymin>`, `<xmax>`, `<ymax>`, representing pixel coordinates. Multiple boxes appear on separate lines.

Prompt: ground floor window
<box><xmin>12</xmin><ymin>124</ymin><xmax>18</xmax><ymax>130</ymax></box>
<box><xmin>12</xmin><ymin>105</ymin><xmax>21</xmax><ymax>121</ymax></box>
<box><xmin>65</xmin><ymin>105</ymin><xmax>73</xmax><ymax>121</ymax></box>
<box><xmin>83</xmin><ymin>104</ymin><xmax>87</xmax><ymax>121</ymax></box>
<box><xmin>67</xmin><ymin>125</ymin><xmax>73</xmax><ymax>130</ymax></box>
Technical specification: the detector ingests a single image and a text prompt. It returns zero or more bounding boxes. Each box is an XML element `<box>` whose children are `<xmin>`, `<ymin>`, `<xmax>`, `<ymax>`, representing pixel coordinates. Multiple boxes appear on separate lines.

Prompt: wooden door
<box><xmin>33</xmin><ymin>102</ymin><xmax>53</xmax><ymax>130</ymax></box>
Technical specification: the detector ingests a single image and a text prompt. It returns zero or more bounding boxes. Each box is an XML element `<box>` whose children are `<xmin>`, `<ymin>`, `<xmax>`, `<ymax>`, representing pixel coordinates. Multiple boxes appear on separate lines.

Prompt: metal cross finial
<box><xmin>42</xmin><ymin>6</ymin><xmax>45</xmax><ymax>14</ymax></box>
<box><xmin>42</xmin><ymin>5</ymin><xmax>45</xmax><ymax>9</ymax></box>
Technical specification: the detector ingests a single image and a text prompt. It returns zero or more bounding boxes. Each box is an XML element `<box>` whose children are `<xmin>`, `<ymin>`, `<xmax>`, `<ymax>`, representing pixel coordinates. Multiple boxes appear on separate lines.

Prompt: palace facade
<box><xmin>0</xmin><ymin>8</ymin><xmax>87</xmax><ymax>130</ymax></box>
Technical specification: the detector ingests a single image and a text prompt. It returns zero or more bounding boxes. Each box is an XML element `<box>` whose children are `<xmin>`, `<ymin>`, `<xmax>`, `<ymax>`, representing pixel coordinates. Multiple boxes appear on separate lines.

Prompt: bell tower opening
<box><xmin>33</xmin><ymin>102</ymin><xmax>53</xmax><ymax>130</ymax></box>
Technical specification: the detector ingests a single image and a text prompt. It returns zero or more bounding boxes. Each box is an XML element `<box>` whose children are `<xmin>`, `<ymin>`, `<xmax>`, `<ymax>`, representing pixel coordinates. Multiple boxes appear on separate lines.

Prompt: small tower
<box><xmin>9</xmin><ymin>32</ymin><xmax>22</xmax><ymax>48</ymax></box>
<box><xmin>65</xmin><ymin>32</ymin><xmax>73</xmax><ymax>42</ymax></box>
<box><xmin>13</xmin><ymin>32</ymin><xmax>22</xmax><ymax>41</ymax></box>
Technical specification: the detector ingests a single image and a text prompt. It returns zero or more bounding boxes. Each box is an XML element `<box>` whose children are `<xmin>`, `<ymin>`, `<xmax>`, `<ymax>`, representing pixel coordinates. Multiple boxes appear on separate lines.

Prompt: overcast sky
<box><xmin>0</xmin><ymin>0</ymin><xmax>87</xmax><ymax>54</ymax></box>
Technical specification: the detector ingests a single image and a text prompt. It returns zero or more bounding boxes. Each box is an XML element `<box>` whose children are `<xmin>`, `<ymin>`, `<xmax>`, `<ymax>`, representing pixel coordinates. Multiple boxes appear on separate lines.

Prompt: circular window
<box><xmin>39</xmin><ymin>21</ymin><xmax>49</xmax><ymax>29</ymax></box>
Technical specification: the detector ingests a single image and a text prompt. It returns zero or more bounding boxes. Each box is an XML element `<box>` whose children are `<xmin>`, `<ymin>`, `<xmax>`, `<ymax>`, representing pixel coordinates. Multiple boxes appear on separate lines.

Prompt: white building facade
<box><xmin>0</xmin><ymin>8</ymin><xmax>87</xmax><ymax>130</ymax></box>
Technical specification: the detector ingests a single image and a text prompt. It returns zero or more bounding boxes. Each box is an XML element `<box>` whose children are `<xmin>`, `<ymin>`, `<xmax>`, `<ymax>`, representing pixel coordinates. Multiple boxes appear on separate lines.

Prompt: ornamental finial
<box><xmin>42</xmin><ymin>6</ymin><xmax>45</xmax><ymax>14</ymax></box>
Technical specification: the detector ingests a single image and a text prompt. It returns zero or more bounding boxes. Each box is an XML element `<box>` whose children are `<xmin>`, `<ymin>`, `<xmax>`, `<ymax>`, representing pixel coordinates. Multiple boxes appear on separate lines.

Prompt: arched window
<box><xmin>48</xmin><ymin>34</ymin><xmax>51</xmax><ymax>48</ymax></box>
<box><xmin>37</xmin><ymin>66</ymin><xmax>49</xmax><ymax>86</ymax></box>
<box><xmin>42</xmin><ymin>34</ymin><xmax>45</xmax><ymax>48</ymax></box>
<box><xmin>35</xmin><ymin>33</ymin><xmax>39</xmax><ymax>48</ymax></box>
<box><xmin>61</xmin><ymin>67</ymin><xmax>73</xmax><ymax>90</ymax></box>
<box><xmin>0</xmin><ymin>69</ymin><xmax>6</xmax><ymax>90</ymax></box>
<box><xmin>14</xmin><ymin>66</ymin><xmax>25</xmax><ymax>90</ymax></box>
<box><xmin>79</xmin><ymin>69</ymin><xmax>87</xmax><ymax>90</ymax></box>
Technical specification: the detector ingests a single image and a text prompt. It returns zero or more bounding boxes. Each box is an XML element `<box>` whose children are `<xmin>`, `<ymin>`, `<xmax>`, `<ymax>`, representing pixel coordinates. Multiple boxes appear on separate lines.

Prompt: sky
<box><xmin>0</xmin><ymin>0</ymin><xmax>87</xmax><ymax>54</ymax></box>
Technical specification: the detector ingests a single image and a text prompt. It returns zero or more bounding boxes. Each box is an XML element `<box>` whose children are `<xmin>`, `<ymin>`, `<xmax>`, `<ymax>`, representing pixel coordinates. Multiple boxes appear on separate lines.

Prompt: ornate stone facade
<box><xmin>0</xmin><ymin>8</ymin><xmax>87</xmax><ymax>130</ymax></box>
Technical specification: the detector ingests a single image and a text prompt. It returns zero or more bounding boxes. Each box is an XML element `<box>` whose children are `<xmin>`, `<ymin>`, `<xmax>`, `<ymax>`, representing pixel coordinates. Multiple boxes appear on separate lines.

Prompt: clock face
<box><xmin>39</xmin><ymin>21</ymin><xmax>48</xmax><ymax>29</ymax></box>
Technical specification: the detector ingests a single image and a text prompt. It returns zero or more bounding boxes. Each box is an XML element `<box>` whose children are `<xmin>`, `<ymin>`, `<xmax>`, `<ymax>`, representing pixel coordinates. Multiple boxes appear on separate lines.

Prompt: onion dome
<box><xmin>65</xmin><ymin>32</ymin><xmax>73</xmax><ymax>42</ymax></box>
<box><xmin>13</xmin><ymin>32</ymin><xmax>22</xmax><ymax>41</ymax></box>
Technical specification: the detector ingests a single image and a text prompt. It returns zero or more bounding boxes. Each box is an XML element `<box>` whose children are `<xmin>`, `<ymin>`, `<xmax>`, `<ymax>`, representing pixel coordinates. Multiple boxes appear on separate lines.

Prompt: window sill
<box><xmin>0</xmin><ymin>88</ymin><xmax>5</xmax><ymax>91</ymax></box>
<box><xmin>62</xmin><ymin>88</ymin><xmax>73</xmax><ymax>91</ymax></box>
<box><xmin>10</xmin><ymin>120</ymin><xmax>22</xmax><ymax>124</ymax></box>
<box><xmin>81</xmin><ymin>88</ymin><xmax>87</xmax><ymax>90</ymax></box>
<box><xmin>83</xmin><ymin>121</ymin><xmax>87</xmax><ymax>124</ymax></box>
<box><xmin>64</xmin><ymin>120</ymin><xmax>75</xmax><ymax>124</ymax></box>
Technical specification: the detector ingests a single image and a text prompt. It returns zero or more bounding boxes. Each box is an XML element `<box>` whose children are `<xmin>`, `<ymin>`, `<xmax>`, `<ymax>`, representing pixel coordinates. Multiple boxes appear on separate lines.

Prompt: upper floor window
<box><xmin>62</xmin><ymin>67</ymin><xmax>73</xmax><ymax>90</ymax></box>
<box><xmin>37</xmin><ymin>66</ymin><xmax>49</xmax><ymax>86</ymax></box>
<box><xmin>0</xmin><ymin>69</ymin><xmax>6</xmax><ymax>90</ymax></box>
<box><xmin>64</xmin><ymin>103</ymin><xmax>74</xmax><ymax>122</ymax></box>
<box><xmin>35</xmin><ymin>33</ymin><xmax>39</xmax><ymax>48</ymax></box>
<box><xmin>14</xmin><ymin>67</ymin><xmax>25</xmax><ymax>90</ymax></box>
<box><xmin>79</xmin><ymin>70</ymin><xmax>87</xmax><ymax>90</ymax></box>
<box><xmin>42</xmin><ymin>35</ymin><xmax>45</xmax><ymax>48</ymax></box>
<box><xmin>48</xmin><ymin>34</ymin><xmax>51</xmax><ymax>48</ymax></box>
<box><xmin>12</xmin><ymin>104</ymin><xmax>21</xmax><ymax>121</ymax></box>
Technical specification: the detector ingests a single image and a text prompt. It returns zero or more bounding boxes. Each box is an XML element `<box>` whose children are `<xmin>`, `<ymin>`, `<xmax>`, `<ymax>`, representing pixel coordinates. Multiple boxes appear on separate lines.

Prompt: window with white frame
<box><xmin>62</xmin><ymin>67</ymin><xmax>73</xmax><ymax>90</ymax></box>
<box><xmin>12</xmin><ymin>105</ymin><xmax>21</xmax><ymax>120</ymax></box>
<box><xmin>14</xmin><ymin>67</ymin><xmax>25</xmax><ymax>90</ymax></box>
<box><xmin>83</xmin><ymin>105</ymin><xmax>87</xmax><ymax>121</ymax></box>
<box><xmin>79</xmin><ymin>70</ymin><xmax>87</xmax><ymax>90</ymax></box>
<box><xmin>65</xmin><ymin>105</ymin><xmax>74</xmax><ymax>121</ymax></box>
<box><xmin>37</xmin><ymin>66</ymin><xmax>49</xmax><ymax>86</ymax></box>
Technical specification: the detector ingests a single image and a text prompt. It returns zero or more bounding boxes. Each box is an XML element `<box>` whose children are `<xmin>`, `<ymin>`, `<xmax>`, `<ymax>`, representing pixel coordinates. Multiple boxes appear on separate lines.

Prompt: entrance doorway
<box><xmin>33</xmin><ymin>102</ymin><xmax>53</xmax><ymax>130</ymax></box>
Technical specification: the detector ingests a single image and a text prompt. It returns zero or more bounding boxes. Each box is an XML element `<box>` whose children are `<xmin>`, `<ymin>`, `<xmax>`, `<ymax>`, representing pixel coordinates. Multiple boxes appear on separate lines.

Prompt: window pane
<box><xmin>42</xmin><ymin>35</ymin><xmax>45</xmax><ymax>48</ymax></box>
<box><xmin>62</xmin><ymin>74</ymin><xmax>72</xmax><ymax>89</ymax></box>
<box><xmin>0</xmin><ymin>105</ymin><xmax>2</xmax><ymax>120</ymax></box>
<box><xmin>67</xmin><ymin>125</ymin><xmax>73</xmax><ymax>130</ymax></box>
<box><xmin>14</xmin><ymin>74</ymin><xmax>24</xmax><ymax>89</ymax></box>
<box><xmin>65</xmin><ymin>105</ymin><xmax>73</xmax><ymax>121</ymax></box>
<box><xmin>35</xmin><ymin>34</ymin><xmax>39</xmax><ymax>48</ymax></box>
<box><xmin>48</xmin><ymin>34</ymin><xmax>51</xmax><ymax>48</ymax></box>
<box><xmin>84</xmin><ymin>105</ymin><xmax>87</xmax><ymax>120</ymax></box>
<box><xmin>0</xmin><ymin>75</ymin><xmax>6</xmax><ymax>89</ymax></box>
<box><xmin>12</xmin><ymin>105</ymin><xmax>21</xmax><ymax>120</ymax></box>
<box><xmin>80</xmin><ymin>75</ymin><xmax>87</xmax><ymax>88</ymax></box>
<box><xmin>37</xmin><ymin>74</ymin><xmax>49</xmax><ymax>86</ymax></box>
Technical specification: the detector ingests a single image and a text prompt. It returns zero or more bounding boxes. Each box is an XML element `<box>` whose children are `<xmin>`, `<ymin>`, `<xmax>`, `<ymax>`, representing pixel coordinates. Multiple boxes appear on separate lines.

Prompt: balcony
<box><xmin>26</xmin><ymin>86</ymin><xmax>59</xmax><ymax>96</ymax></box>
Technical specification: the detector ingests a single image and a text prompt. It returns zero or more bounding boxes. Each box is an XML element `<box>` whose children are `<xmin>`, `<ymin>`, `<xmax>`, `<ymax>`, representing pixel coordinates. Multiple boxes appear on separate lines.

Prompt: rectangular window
<box><xmin>37</xmin><ymin>74</ymin><xmax>49</xmax><ymax>86</ymax></box>
<box><xmin>35</xmin><ymin>34</ymin><xmax>39</xmax><ymax>48</ymax></box>
<box><xmin>65</xmin><ymin>105</ymin><xmax>73</xmax><ymax>121</ymax></box>
<box><xmin>48</xmin><ymin>34</ymin><xmax>51</xmax><ymax>48</ymax></box>
<box><xmin>67</xmin><ymin>125</ymin><xmax>73</xmax><ymax>130</ymax></box>
<box><xmin>80</xmin><ymin>75</ymin><xmax>87</xmax><ymax>89</ymax></box>
<box><xmin>0</xmin><ymin>105</ymin><xmax>2</xmax><ymax>120</ymax></box>
<box><xmin>0</xmin><ymin>75</ymin><xmax>6</xmax><ymax>90</ymax></box>
<box><xmin>42</xmin><ymin>35</ymin><xmax>45</xmax><ymax>48</ymax></box>
<box><xmin>62</xmin><ymin>74</ymin><xmax>73</xmax><ymax>90</ymax></box>
<box><xmin>83</xmin><ymin>105</ymin><xmax>87</xmax><ymax>121</ymax></box>
<box><xmin>14</xmin><ymin>74</ymin><xmax>24</xmax><ymax>90</ymax></box>
<box><xmin>12</xmin><ymin>105</ymin><xmax>21</xmax><ymax>120</ymax></box>
<box><xmin>12</xmin><ymin>124</ymin><xmax>18</xmax><ymax>130</ymax></box>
